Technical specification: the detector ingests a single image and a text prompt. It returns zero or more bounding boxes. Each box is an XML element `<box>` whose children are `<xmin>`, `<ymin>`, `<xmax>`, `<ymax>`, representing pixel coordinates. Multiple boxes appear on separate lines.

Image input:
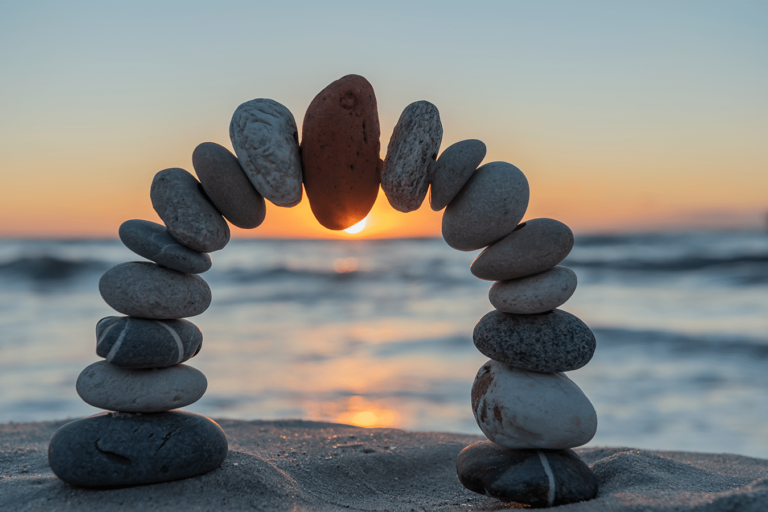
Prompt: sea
<box><xmin>1</xmin><ymin>232</ymin><xmax>767</xmax><ymax>458</ymax></box>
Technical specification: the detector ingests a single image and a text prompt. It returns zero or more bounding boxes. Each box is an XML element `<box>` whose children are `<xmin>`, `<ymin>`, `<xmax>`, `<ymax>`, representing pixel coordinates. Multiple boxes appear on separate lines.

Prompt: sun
<box><xmin>343</xmin><ymin>216</ymin><xmax>368</xmax><ymax>234</ymax></box>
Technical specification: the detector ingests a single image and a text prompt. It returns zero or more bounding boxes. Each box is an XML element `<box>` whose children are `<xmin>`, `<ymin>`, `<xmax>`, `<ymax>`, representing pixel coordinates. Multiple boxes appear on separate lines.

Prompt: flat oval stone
<box><xmin>381</xmin><ymin>101</ymin><xmax>443</xmax><ymax>212</ymax></box>
<box><xmin>489</xmin><ymin>266</ymin><xmax>578</xmax><ymax>315</ymax></box>
<box><xmin>472</xmin><ymin>218</ymin><xmax>574</xmax><ymax>281</ymax></box>
<box><xmin>301</xmin><ymin>74</ymin><xmax>381</xmax><ymax>230</ymax></box>
<box><xmin>471</xmin><ymin>360</ymin><xmax>597</xmax><ymax>449</ymax></box>
<box><xmin>474</xmin><ymin>309</ymin><xmax>595</xmax><ymax>372</ymax></box>
<box><xmin>119</xmin><ymin>219</ymin><xmax>212</xmax><ymax>274</ymax></box>
<box><xmin>150</xmin><ymin>168</ymin><xmax>230</xmax><ymax>253</ymax></box>
<box><xmin>229</xmin><ymin>99</ymin><xmax>302</xmax><ymax>207</ymax></box>
<box><xmin>76</xmin><ymin>361</ymin><xmax>207</xmax><ymax>412</ymax></box>
<box><xmin>192</xmin><ymin>142</ymin><xmax>266</xmax><ymax>229</ymax></box>
<box><xmin>429</xmin><ymin>139</ymin><xmax>486</xmax><ymax>211</ymax></box>
<box><xmin>99</xmin><ymin>262</ymin><xmax>211</xmax><ymax>319</ymax></box>
<box><xmin>442</xmin><ymin>162</ymin><xmax>529</xmax><ymax>251</ymax></box>
<box><xmin>48</xmin><ymin>411</ymin><xmax>227</xmax><ymax>487</ymax></box>
<box><xmin>456</xmin><ymin>441</ymin><xmax>598</xmax><ymax>507</ymax></box>
<box><xmin>96</xmin><ymin>316</ymin><xmax>203</xmax><ymax>368</ymax></box>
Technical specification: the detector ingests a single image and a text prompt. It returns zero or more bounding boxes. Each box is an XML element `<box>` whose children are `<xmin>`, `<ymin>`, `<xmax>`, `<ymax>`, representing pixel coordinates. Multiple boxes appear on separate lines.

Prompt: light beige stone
<box><xmin>489</xmin><ymin>266</ymin><xmax>577</xmax><ymax>314</ymax></box>
<box><xmin>471</xmin><ymin>360</ymin><xmax>597</xmax><ymax>449</ymax></box>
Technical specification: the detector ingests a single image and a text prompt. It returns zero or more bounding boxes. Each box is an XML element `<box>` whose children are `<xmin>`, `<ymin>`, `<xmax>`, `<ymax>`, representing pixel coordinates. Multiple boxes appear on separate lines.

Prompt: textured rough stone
<box><xmin>456</xmin><ymin>441</ymin><xmax>598</xmax><ymax>507</ymax></box>
<box><xmin>430</xmin><ymin>139</ymin><xmax>486</xmax><ymax>211</ymax></box>
<box><xmin>192</xmin><ymin>142</ymin><xmax>266</xmax><ymax>229</ymax></box>
<box><xmin>473</xmin><ymin>309</ymin><xmax>595</xmax><ymax>372</ymax></box>
<box><xmin>301</xmin><ymin>74</ymin><xmax>381</xmax><ymax>230</ymax></box>
<box><xmin>76</xmin><ymin>361</ymin><xmax>207</xmax><ymax>412</ymax></box>
<box><xmin>442</xmin><ymin>162</ymin><xmax>529</xmax><ymax>251</ymax></box>
<box><xmin>381</xmin><ymin>101</ymin><xmax>443</xmax><ymax>212</ymax></box>
<box><xmin>489</xmin><ymin>266</ymin><xmax>578</xmax><ymax>315</ymax></box>
<box><xmin>472</xmin><ymin>218</ymin><xmax>574</xmax><ymax>281</ymax></box>
<box><xmin>229</xmin><ymin>99</ymin><xmax>303</xmax><ymax>207</ymax></box>
<box><xmin>99</xmin><ymin>262</ymin><xmax>211</xmax><ymax>319</ymax></box>
<box><xmin>96</xmin><ymin>316</ymin><xmax>203</xmax><ymax>368</ymax></box>
<box><xmin>471</xmin><ymin>360</ymin><xmax>597</xmax><ymax>449</ymax></box>
<box><xmin>48</xmin><ymin>411</ymin><xmax>228</xmax><ymax>487</ymax></box>
<box><xmin>119</xmin><ymin>219</ymin><xmax>212</xmax><ymax>274</ymax></box>
<box><xmin>150</xmin><ymin>168</ymin><xmax>230</xmax><ymax>252</ymax></box>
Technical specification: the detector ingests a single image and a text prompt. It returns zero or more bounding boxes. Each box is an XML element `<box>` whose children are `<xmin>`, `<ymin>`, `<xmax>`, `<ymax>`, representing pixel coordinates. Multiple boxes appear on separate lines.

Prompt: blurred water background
<box><xmin>1</xmin><ymin>232</ymin><xmax>767</xmax><ymax>458</ymax></box>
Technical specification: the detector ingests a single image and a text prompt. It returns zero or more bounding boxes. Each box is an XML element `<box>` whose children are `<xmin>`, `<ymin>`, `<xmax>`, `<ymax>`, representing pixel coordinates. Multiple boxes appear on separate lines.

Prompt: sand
<box><xmin>2</xmin><ymin>418</ymin><xmax>767</xmax><ymax>511</ymax></box>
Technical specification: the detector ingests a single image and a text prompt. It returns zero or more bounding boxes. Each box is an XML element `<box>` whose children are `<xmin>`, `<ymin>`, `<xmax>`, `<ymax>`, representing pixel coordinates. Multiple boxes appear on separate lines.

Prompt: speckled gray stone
<box><xmin>150</xmin><ymin>168</ymin><xmax>230</xmax><ymax>252</ymax></box>
<box><xmin>472</xmin><ymin>360</ymin><xmax>597</xmax><ymax>449</ymax></box>
<box><xmin>99</xmin><ymin>262</ymin><xmax>211</xmax><ymax>319</ymax></box>
<box><xmin>429</xmin><ymin>139</ymin><xmax>486</xmax><ymax>211</ymax></box>
<box><xmin>76</xmin><ymin>361</ymin><xmax>207</xmax><ymax>412</ymax></box>
<box><xmin>473</xmin><ymin>309</ymin><xmax>596</xmax><ymax>372</ymax></box>
<box><xmin>489</xmin><ymin>266</ymin><xmax>578</xmax><ymax>314</ymax></box>
<box><xmin>119</xmin><ymin>219</ymin><xmax>212</xmax><ymax>274</ymax></box>
<box><xmin>457</xmin><ymin>441</ymin><xmax>598</xmax><ymax>507</ymax></box>
<box><xmin>381</xmin><ymin>101</ymin><xmax>443</xmax><ymax>212</ymax></box>
<box><xmin>48</xmin><ymin>410</ymin><xmax>228</xmax><ymax>487</ymax></box>
<box><xmin>96</xmin><ymin>316</ymin><xmax>203</xmax><ymax>368</ymax></box>
<box><xmin>192</xmin><ymin>142</ymin><xmax>266</xmax><ymax>229</ymax></box>
<box><xmin>472</xmin><ymin>218</ymin><xmax>574</xmax><ymax>281</ymax></box>
<box><xmin>442</xmin><ymin>162</ymin><xmax>529</xmax><ymax>251</ymax></box>
<box><xmin>230</xmin><ymin>98</ymin><xmax>303</xmax><ymax>207</ymax></box>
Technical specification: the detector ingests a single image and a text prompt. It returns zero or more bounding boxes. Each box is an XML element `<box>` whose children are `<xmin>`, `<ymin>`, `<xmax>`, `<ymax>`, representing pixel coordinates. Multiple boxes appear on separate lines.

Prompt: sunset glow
<box><xmin>343</xmin><ymin>216</ymin><xmax>367</xmax><ymax>234</ymax></box>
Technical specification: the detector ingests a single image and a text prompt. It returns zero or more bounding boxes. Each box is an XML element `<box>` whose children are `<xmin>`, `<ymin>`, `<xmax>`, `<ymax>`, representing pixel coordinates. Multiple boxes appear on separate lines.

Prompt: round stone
<box><xmin>473</xmin><ymin>309</ymin><xmax>596</xmax><ymax>373</ymax></box>
<box><xmin>96</xmin><ymin>316</ymin><xmax>203</xmax><ymax>368</ymax></box>
<box><xmin>192</xmin><ymin>142</ymin><xmax>266</xmax><ymax>229</ymax></box>
<box><xmin>429</xmin><ymin>139</ymin><xmax>486</xmax><ymax>211</ymax></box>
<box><xmin>150</xmin><ymin>167</ymin><xmax>230</xmax><ymax>253</ymax></box>
<box><xmin>229</xmin><ymin>99</ymin><xmax>303</xmax><ymax>207</ymax></box>
<box><xmin>118</xmin><ymin>219</ymin><xmax>212</xmax><ymax>274</ymax></box>
<box><xmin>442</xmin><ymin>161</ymin><xmax>529</xmax><ymax>251</ymax></box>
<box><xmin>381</xmin><ymin>101</ymin><xmax>443</xmax><ymax>212</ymax></box>
<box><xmin>99</xmin><ymin>262</ymin><xmax>212</xmax><ymax>319</ymax></box>
<box><xmin>489</xmin><ymin>266</ymin><xmax>578</xmax><ymax>315</ymax></box>
<box><xmin>456</xmin><ymin>441</ymin><xmax>598</xmax><ymax>507</ymax></box>
<box><xmin>471</xmin><ymin>218</ymin><xmax>574</xmax><ymax>281</ymax></box>
<box><xmin>48</xmin><ymin>410</ymin><xmax>228</xmax><ymax>487</ymax></box>
<box><xmin>76</xmin><ymin>361</ymin><xmax>207</xmax><ymax>412</ymax></box>
<box><xmin>471</xmin><ymin>360</ymin><xmax>597</xmax><ymax>449</ymax></box>
<box><xmin>301</xmin><ymin>74</ymin><xmax>381</xmax><ymax>230</ymax></box>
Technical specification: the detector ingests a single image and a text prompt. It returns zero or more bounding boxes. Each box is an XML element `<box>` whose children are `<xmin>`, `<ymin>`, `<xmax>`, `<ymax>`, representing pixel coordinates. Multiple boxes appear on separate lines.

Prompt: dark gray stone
<box><xmin>76</xmin><ymin>361</ymin><xmax>207</xmax><ymax>412</ymax></box>
<box><xmin>429</xmin><ymin>139</ymin><xmax>486</xmax><ymax>211</ymax></box>
<box><xmin>48</xmin><ymin>411</ymin><xmax>228</xmax><ymax>487</ymax></box>
<box><xmin>456</xmin><ymin>441</ymin><xmax>598</xmax><ymax>507</ymax></box>
<box><xmin>471</xmin><ymin>218</ymin><xmax>574</xmax><ymax>281</ymax></box>
<box><xmin>150</xmin><ymin>168</ymin><xmax>230</xmax><ymax>252</ymax></box>
<box><xmin>473</xmin><ymin>309</ymin><xmax>596</xmax><ymax>372</ymax></box>
<box><xmin>192</xmin><ymin>142</ymin><xmax>266</xmax><ymax>229</ymax></box>
<box><xmin>96</xmin><ymin>316</ymin><xmax>202</xmax><ymax>368</ymax></box>
<box><xmin>119</xmin><ymin>219</ymin><xmax>212</xmax><ymax>274</ymax></box>
<box><xmin>381</xmin><ymin>101</ymin><xmax>443</xmax><ymax>212</ymax></box>
<box><xmin>99</xmin><ymin>262</ymin><xmax>211</xmax><ymax>319</ymax></box>
<box><xmin>441</xmin><ymin>161</ymin><xmax>529</xmax><ymax>251</ymax></box>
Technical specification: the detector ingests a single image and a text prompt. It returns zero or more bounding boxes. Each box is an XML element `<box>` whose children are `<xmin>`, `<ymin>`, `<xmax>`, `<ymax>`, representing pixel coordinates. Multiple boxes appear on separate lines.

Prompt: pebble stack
<box><xmin>48</xmin><ymin>99</ymin><xmax>305</xmax><ymax>486</ymax></box>
<box><xmin>382</xmin><ymin>100</ymin><xmax>599</xmax><ymax>506</ymax></box>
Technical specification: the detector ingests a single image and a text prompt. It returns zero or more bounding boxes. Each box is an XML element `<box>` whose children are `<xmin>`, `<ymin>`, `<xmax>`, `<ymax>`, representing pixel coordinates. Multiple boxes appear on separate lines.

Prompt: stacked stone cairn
<box><xmin>48</xmin><ymin>74</ymin><xmax>599</xmax><ymax>503</ymax></box>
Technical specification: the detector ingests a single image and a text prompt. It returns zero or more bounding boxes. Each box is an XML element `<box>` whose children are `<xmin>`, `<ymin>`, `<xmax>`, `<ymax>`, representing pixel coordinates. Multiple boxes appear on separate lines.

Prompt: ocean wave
<box><xmin>565</xmin><ymin>254</ymin><xmax>768</xmax><ymax>272</ymax></box>
<box><xmin>0</xmin><ymin>256</ymin><xmax>107</xmax><ymax>281</ymax></box>
<box><xmin>594</xmin><ymin>328</ymin><xmax>768</xmax><ymax>358</ymax></box>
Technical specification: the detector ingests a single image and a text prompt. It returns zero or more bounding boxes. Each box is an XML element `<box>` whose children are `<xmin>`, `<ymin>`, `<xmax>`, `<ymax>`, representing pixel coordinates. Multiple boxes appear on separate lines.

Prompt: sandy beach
<box><xmin>2</xmin><ymin>418</ymin><xmax>767</xmax><ymax>511</ymax></box>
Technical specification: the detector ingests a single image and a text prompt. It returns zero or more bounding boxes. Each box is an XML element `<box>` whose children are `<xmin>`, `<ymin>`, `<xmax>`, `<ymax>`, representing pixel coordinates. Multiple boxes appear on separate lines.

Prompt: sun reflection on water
<box><xmin>311</xmin><ymin>396</ymin><xmax>402</xmax><ymax>428</ymax></box>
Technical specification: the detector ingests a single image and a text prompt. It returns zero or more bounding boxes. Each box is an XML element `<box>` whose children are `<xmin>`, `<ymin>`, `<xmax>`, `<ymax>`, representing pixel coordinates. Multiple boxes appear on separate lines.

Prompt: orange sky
<box><xmin>1</xmin><ymin>2</ymin><xmax>766</xmax><ymax>239</ymax></box>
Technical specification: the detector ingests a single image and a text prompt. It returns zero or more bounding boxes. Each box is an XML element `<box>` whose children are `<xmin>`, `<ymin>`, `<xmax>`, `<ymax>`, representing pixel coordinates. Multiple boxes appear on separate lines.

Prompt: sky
<box><xmin>0</xmin><ymin>0</ymin><xmax>766</xmax><ymax>239</ymax></box>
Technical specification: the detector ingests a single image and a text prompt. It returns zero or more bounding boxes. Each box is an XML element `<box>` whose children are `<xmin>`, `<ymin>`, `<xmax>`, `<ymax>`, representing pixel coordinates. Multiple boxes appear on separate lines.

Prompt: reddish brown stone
<box><xmin>301</xmin><ymin>75</ymin><xmax>381</xmax><ymax>230</ymax></box>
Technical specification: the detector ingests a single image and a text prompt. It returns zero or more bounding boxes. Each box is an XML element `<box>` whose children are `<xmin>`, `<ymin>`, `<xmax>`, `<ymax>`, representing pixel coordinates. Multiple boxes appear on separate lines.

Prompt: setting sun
<box><xmin>343</xmin><ymin>216</ymin><xmax>368</xmax><ymax>234</ymax></box>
